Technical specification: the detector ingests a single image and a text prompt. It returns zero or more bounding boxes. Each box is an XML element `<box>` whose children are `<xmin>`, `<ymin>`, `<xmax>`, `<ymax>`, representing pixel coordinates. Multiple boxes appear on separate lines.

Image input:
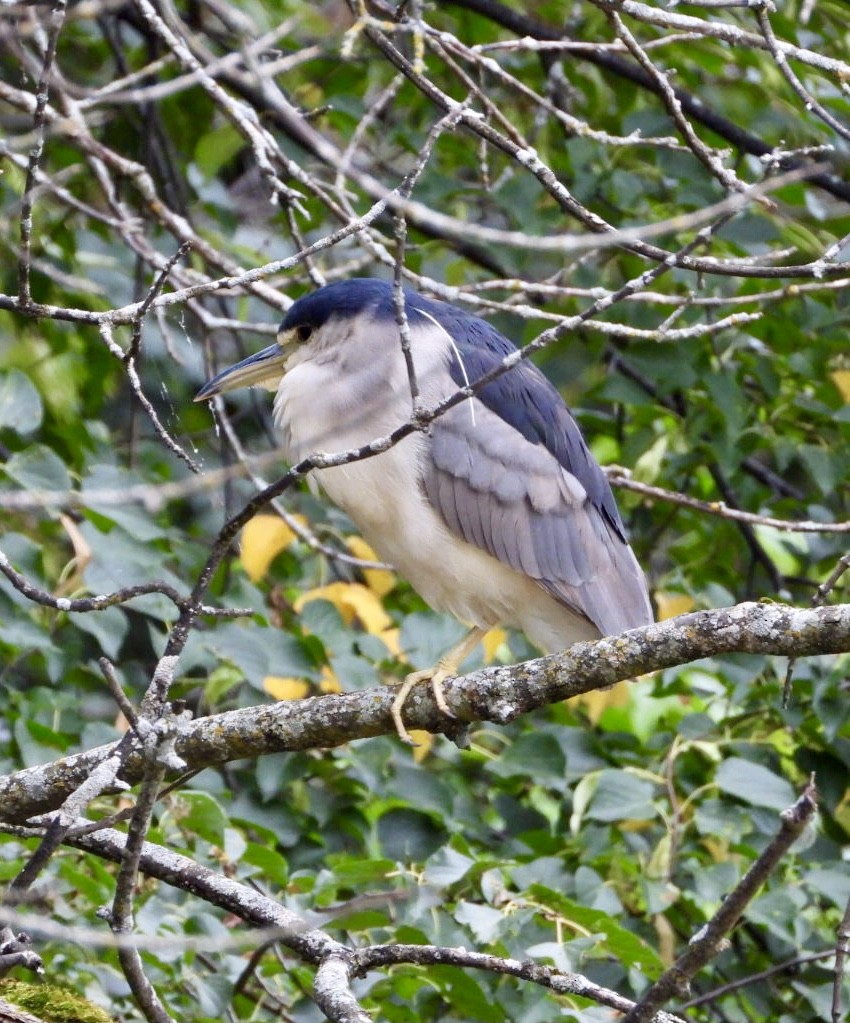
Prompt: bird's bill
<box><xmin>194</xmin><ymin>343</ymin><xmax>289</xmax><ymax>401</ymax></box>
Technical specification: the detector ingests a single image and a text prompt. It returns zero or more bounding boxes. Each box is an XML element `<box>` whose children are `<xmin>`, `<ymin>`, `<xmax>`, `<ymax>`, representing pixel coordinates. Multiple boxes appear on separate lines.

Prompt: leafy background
<box><xmin>1</xmin><ymin>0</ymin><xmax>849</xmax><ymax>1020</ymax></box>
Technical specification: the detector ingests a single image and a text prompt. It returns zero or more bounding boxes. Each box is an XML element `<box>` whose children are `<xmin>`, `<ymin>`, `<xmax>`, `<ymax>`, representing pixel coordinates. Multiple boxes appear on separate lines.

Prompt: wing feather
<box><xmin>488</xmin><ymin>493</ymin><xmax>514</xmax><ymax>567</ymax></box>
<box><xmin>423</xmin><ymin>399</ymin><xmax>652</xmax><ymax>637</ymax></box>
<box><xmin>435</xmin><ymin>470</ymin><xmax>464</xmax><ymax>538</ymax></box>
<box><xmin>513</xmin><ymin>510</ymin><xmax>542</xmax><ymax>578</ymax></box>
<box><xmin>455</xmin><ymin>473</ymin><xmax>490</xmax><ymax>552</ymax></box>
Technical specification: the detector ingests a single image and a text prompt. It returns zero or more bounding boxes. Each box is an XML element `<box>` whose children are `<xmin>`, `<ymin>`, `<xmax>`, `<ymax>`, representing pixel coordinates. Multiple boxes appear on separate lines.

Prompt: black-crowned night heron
<box><xmin>197</xmin><ymin>278</ymin><xmax>652</xmax><ymax>742</ymax></box>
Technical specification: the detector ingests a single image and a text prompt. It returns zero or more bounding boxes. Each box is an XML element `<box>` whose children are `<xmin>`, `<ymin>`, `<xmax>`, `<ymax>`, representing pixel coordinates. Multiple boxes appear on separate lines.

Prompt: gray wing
<box><xmin>422</xmin><ymin>399</ymin><xmax>652</xmax><ymax>637</ymax></box>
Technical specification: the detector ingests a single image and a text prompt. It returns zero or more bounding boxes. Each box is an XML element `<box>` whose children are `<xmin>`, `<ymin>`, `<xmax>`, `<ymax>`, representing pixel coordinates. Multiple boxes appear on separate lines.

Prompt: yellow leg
<box><xmin>391</xmin><ymin>625</ymin><xmax>489</xmax><ymax>745</ymax></box>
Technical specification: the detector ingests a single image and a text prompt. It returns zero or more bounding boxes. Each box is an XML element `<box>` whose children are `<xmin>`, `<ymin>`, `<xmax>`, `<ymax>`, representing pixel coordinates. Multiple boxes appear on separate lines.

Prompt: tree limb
<box><xmin>1</xmin><ymin>602</ymin><xmax>847</xmax><ymax>823</ymax></box>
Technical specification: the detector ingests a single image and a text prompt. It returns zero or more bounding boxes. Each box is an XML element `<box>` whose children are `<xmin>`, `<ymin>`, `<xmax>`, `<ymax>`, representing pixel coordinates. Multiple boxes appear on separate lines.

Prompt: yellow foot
<box><xmin>391</xmin><ymin>665</ymin><xmax>456</xmax><ymax>746</ymax></box>
<box><xmin>390</xmin><ymin>625</ymin><xmax>490</xmax><ymax>745</ymax></box>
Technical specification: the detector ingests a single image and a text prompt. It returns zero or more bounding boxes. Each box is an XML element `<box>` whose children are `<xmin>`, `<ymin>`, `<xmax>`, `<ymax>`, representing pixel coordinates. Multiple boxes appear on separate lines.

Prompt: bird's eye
<box><xmin>296</xmin><ymin>324</ymin><xmax>313</xmax><ymax>343</ymax></box>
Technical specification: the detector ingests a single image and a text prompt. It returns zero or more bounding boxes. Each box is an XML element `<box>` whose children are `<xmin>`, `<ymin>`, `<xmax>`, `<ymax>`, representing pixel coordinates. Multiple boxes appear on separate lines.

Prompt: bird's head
<box><xmin>194</xmin><ymin>278</ymin><xmax>408</xmax><ymax>402</ymax></box>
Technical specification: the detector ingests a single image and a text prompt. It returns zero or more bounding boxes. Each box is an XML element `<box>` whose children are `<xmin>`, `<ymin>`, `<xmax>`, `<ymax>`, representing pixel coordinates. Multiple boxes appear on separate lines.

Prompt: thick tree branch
<box><xmin>0</xmin><ymin>602</ymin><xmax>847</xmax><ymax>823</ymax></box>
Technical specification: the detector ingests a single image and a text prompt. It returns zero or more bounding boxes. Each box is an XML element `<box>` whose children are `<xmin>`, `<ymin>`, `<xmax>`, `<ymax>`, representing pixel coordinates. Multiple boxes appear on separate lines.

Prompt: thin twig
<box><xmin>109</xmin><ymin>703</ymin><xmax>190</xmax><ymax>1023</ymax></box>
<box><xmin>354</xmin><ymin>943</ymin><xmax>687</xmax><ymax>1023</ymax></box>
<box><xmin>754</xmin><ymin>3</ymin><xmax>850</xmax><ymax>143</ymax></box>
<box><xmin>784</xmin><ymin>552</ymin><xmax>850</xmax><ymax>706</ymax></box>
<box><xmin>17</xmin><ymin>0</ymin><xmax>67</xmax><ymax>306</ymax></box>
<box><xmin>99</xmin><ymin>321</ymin><xmax>202</xmax><ymax>473</ymax></box>
<box><xmin>128</xmin><ymin>239</ymin><xmax>192</xmax><ymax>362</ymax></box>
<box><xmin>0</xmin><ymin>549</ymin><xmax>251</xmax><ymax>617</ymax></box>
<box><xmin>99</xmin><ymin>657</ymin><xmax>140</xmax><ymax>728</ymax></box>
<box><xmin>393</xmin><ymin>213</ymin><xmax>423</xmax><ymax>412</ymax></box>
<box><xmin>609</xmin><ymin>474</ymin><xmax>850</xmax><ymax>534</ymax></box>
<box><xmin>601</xmin><ymin>3</ymin><xmax>760</xmax><ymax>203</ymax></box>
<box><xmin>833</xmin><ymin>896</ymin><xmax>850</xmax><ymax>1023</ymax></box>
<box><xmin>679</xmin><ymin>949</ymin><xmax>834</xmax><ymax>1010</ymax></box>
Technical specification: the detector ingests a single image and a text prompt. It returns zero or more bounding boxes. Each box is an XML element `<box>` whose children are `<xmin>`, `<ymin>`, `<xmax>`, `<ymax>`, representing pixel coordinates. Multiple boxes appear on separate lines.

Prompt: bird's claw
<box><xmin>391</xmin><ymin>666</ymin><xmax>456</xmax><ymax>746</ymax></box>
<box><xmin>429</xmin><ymin>670</ymin><xmax>457</xmax><ymax>720</ymax></box>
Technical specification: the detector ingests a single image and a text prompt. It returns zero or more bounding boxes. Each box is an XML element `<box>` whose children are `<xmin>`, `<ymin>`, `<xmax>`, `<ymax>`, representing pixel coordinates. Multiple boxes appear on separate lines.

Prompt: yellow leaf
<box><xmin>346</xmin><ymin>536</ymin><xmax>396</xmax><ymax>596</ymax></box>
<box><xmin>410</xmin><ymin>730</ymin><xmax>434</xmax><ymax>761</ymax></box>
<box><xmin>264</xmin><ymin>676</ymin><xmax>309</xmax><ymax>700</ymax></box>
<box><xmin>380</xmin><ymin>627</ymin><xmax>402</xmax><ymax>657</ymax></box>
<box><xmin>633</xmin><ymin>434</ymin><xmax>669</xmax><ymax>484</ymax></box>
<box><xmin>831</xmin><ymin>369</ymin><xmax>850</xmax><ymax>403</ymax></box>
<box><xmin>296</xmin><ymin>583</ymin><xmax>400</xmax><ymax>662</ymax></box>
<box><xmin>572</xmin><ymin>680</ymin><xmax>631</xmax><ymax>725</ymax></box>
<box><xmin>481</xmin><ymin>627</ymin><xmax>508</xmax><ymax>663</ymax></box>
<box><xmin>654</xmin><ymin>913</ymin><xmax>677</xmax><ymax>967</ymax></box>
<box><xmin>241</xmin><ymin>514</ymin><xmax>298</xmax><ymax>582</ymax></box>
<box><xmin>296</xmin><ymin>581</ymin><xmax>393</xmax><ymax>635</ymax></box>
<box><xmin>319</xmin><ymin>665</ymin><xmax>342</xmax><ymax>693</ymax></box>
<box><xmin>833</xmin><ymin>786</ymin><xmax>850</xmax><ymax>836</ymax></box>
<box><xmin>702</xmin><ymin>837</ymin><xmax>729</xmax><ymax>862</ymax></box>
<box><xmin>655</xmin><ymin>592</ymin><xmax>695</xmax><ymax>620</ymax></box>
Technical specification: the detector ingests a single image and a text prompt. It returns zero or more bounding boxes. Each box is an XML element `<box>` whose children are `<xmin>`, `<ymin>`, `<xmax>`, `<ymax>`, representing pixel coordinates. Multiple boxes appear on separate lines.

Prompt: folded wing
<box><xmin>409</xmin><ymin>302</ymin><xmax>652</xmax><ymax>637</ymax></box>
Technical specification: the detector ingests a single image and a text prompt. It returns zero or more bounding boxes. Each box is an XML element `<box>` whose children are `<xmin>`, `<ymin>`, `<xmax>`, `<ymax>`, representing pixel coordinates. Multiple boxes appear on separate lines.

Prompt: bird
<box><xmin>196</xmin><ymin>277</ymin><xmax>653</xmax><ymax>743</ymax></box>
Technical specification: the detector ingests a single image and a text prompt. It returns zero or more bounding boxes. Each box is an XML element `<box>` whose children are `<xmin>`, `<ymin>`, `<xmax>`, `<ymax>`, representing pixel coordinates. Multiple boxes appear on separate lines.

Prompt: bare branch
<box><xmin>17</xmin><ymin>0</ymin><xmax>66</xmax><ymax>307</ymax></box>
<box><xmin>616</xmin><ymin>0</ymin><xmax>850</xmax><ymax>76</ymax></box>
<box><xmin>834</xmin><ymin>896</ymin><xmax>850</xmax><ymax>1023</ymax></box>
<box><xmin>354</xmin><ymin>944</ymin><xmax>686</xmax><ymax>1023</ymax></box>
<box><xmin>0</xmin><ymin>549</ymin><xmax>249</xmax><ymax>618</ymax></box>
<box><xmin>609</xmin><ymin>474</ymin><xmax>850</xmax><ymax>534</ymax></box>
<box><xmin>313</xmin><ymin>957</ymin><xmax>371</xmax><ymax>1023</ymax></box>
<box><xmin>109</xmin><ymin>708</ymin><xmax>189</xmax><ymax>1023</ymax></box>
<box><xmin>600</xmin><ymin>2</ymin><xmax>754</xmax><ymax>201</ymax></box>
<box><xmin>753</xmin><ymin>3</ymin><xmax>850</xmax><ymax>143</ymax></box>
<box><xmin>623</xmin><ymin>784</ymin><xmax>818</xmax><ymax>1023</ymax></box>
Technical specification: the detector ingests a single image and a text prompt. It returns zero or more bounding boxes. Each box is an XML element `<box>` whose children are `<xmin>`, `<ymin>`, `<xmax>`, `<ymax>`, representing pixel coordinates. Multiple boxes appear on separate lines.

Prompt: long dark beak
<box><xmin>194</xmin><ymin>343</ymin><xmax>289</xmax><ymax>401</ymax></box>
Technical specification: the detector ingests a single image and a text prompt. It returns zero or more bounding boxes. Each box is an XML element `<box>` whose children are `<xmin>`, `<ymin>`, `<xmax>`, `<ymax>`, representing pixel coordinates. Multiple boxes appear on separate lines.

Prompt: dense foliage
<box><xmin>0</xmin><ymin>1</ymin><xmax>849</xmax><ymax>1021</ymax></box>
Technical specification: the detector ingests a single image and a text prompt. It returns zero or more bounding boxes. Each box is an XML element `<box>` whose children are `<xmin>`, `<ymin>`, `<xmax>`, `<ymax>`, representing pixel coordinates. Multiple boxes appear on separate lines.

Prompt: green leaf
<box><xmin>489</xmin><ymin>731</ymin><xmax>566</xmax><ymax>783</ymax></box>
<box><xmin>376</xmin><ymin>808</ymin><xmax>446</xmax><ymax>861</ymax></box>
<box><xmin>3</xmin><ymin>444</ymin><xmax>71</xmax><ymax>494</ymax></box>
<box><xmin>13</xmin><ymin>718</ymin><xmax>72</xmax><ymax>767</ymax></box>
<box><xmin>242</xmin><ymin>843</ymin><xmax>290</xmax><ymax>886</ymax></box>
<box><xmin>715</xmin><ymin>757</ymin><xmax>796</xmax><ymax>811</ymax></box>
<box><xmin>399</xmin><ymin>612</ymin><xmax>470</xmax><ymax>671</ymax></box>
<box><xmin>423</xmin><ymin>845</ymin><xmax>475</xmax><ymax>886</ymax></box>
<box><xmin>73</xmin><ymin>606</ymin><xmax>128</xmax><ymax>659</ymax></box>
<box><xmin>202</xmin><ymin>622</ymin><xmax>317</xmax><ymax>688</ymax></box>
<box><xmin>453</xmin><ymin>901</ymin><xmax>504</xmax><ymax>943</ymax></box>
<box><xmin>0</xmin><ymin>369</ymin><xmax>43</xmax><ymax>433</ymax></box>
<box><xmin>527</xmin><ymin>886</ymin><xmax>664</xmax><ymax>975</ymax></box>
<box><xmin>745</xmin><ymin>886</ymin><xmax>808</xmax><ymax>945</ymax></box>
<box><xmin>430</xmin><ymin>966</ymin><xmax>506</xmax><ymax>1023</ymax></box>
<box><xmin>329</xmin><ymin>857</ymin><xmax>396</xmax><ymax>885</ymax></box>
<box><xmin>203</xmin><ymin>664</ymin><xmax>245</xmax><ymax>706</ymax></box>
<box><xmin>173</xmin><ymin>791</ymin><xmax>228</xmax><ymax>845</ymax></box>
<box><xmin>194</xmin><ymin>123</ymin><xmax>245</xmax><ymax>180</ymax></box>
<box><xmin>584</xmin><ymin>769</ymin><xmax>658</xmax><ymax>823</ymax></box>
<box><xmin>82</xmin><ymin>465</ymin><xmax>167</xmax><ymax>541</ymax></box>
<box><xmin>59</xmin><ymin>863</ymin><xmax>111</xmax><ymax>904</ymax></box>
<box><xmin>804</xmin><ymin>868</ymin><xmax>850</xmax><ymax>908</ymax></box>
